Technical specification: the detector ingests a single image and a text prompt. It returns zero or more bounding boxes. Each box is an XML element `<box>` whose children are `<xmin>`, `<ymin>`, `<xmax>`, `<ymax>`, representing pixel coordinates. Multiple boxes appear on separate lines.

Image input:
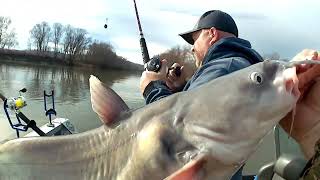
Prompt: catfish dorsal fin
<box><xmin>89</xmin><ymin>75</ymin><xmax>129</xmax><ymax>125</ymax></box>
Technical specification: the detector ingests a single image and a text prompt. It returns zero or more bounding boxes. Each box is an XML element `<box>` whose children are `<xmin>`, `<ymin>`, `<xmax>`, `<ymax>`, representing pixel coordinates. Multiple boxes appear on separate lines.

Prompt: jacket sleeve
<box><xmin>142</xmin><ymin>80</ymin><xmax>173</xmax><ymax>104</ymax></box>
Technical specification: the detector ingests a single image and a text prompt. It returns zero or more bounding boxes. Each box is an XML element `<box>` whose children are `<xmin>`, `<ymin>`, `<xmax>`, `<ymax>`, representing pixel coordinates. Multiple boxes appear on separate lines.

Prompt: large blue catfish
<box><xmin>0</xmin><ymin>60</ymin><xmax>301</xmax><ymax>180</ymax></box>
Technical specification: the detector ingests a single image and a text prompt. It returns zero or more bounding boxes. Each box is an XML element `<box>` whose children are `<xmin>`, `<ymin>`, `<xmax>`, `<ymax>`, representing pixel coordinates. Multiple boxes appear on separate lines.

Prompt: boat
<box><xmin>1</xmin><ymin>88</ymin><xmax>76</xmax><ymax>138</ymax></box>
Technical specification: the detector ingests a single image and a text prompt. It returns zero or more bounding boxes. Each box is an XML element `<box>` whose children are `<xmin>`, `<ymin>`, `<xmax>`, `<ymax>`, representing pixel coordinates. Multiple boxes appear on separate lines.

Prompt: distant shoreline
<box><xmin>0</xmin><ymin>49</ymin><xmax>143</xmax><ymax>71</ymax></box>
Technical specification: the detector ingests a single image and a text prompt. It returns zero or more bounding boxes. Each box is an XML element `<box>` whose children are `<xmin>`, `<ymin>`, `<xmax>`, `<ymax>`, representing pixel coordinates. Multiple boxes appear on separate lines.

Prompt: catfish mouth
<box><xmin>282</xmin><ymin>66</ymin><xmax>300</xmax><ymax>99</ymax></box>
<box><xmin>274</xmin><ymin>59</ymin><xmax>320</xmax><ymax>99</ymax></box>
<box><xmin>272</xmin><ymin>61</ymin><xmax>300</xmax><ymax>101</ymax></box>
<box><xmin>264</xmin><ymin>62</ymin><xmax>300</xmax><ymax>123</ymax></box>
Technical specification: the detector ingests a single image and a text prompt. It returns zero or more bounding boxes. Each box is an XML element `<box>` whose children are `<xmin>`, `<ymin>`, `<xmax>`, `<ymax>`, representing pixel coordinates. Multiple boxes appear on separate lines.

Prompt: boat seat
<box><xmin>256</xmin><ymin>154</ymin><xmax>307</xmax><ymax>180</ymax></box>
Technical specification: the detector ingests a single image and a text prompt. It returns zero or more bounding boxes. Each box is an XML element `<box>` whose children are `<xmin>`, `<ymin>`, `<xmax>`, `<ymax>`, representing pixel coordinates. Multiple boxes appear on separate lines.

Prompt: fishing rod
<box><xmin>132</xmin><ymin>0</ymin><xmax>150</xmax><ymax>65</ymax></box>
<box><xmin>132</xmin><ymin>0</ymin><xmax>181</xmax><ymax>76</ymax></box>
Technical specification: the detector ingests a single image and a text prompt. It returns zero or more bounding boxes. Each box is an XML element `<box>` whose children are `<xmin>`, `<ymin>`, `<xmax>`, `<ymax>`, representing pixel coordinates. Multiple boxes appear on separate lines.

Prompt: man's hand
<box><xmin>166</xmin><ymin>63</ymin><xmax>187</xmax><ymax>92</ymax></box>
<box><xmin>140</xmin><ymin>59</ymin><xmax>169</xmax><ymax>94</ymax></box>
<box><xmin>294</xmin><ymin>49</ymin><xmax>320</xmax><ymax>96</ymax></box>
<box><xmin>279</xmin><ymin>49</ymin><xmax>320</xmax><ymax>159</ymax></box>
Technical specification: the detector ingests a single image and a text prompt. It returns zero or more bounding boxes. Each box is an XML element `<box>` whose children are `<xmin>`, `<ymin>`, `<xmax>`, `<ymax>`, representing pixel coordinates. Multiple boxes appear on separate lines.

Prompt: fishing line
<box><xmin>288</xmin><ymin>105</ymin><xmax>296</xmax><ymax>139</ymax></box>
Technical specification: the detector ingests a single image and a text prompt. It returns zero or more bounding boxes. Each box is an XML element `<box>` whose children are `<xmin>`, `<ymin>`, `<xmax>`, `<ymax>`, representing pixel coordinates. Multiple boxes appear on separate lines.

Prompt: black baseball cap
<box><xmin>179</xmin><ymin>10</ymin><xmax>238</xmax><ymax>45</ymax></box>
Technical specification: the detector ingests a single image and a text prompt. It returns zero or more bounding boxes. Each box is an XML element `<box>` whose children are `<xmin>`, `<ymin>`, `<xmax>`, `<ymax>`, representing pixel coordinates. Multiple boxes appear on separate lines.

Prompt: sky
<box><xmin>0</xmin><ymin>0</ymin><xmax>319</xmax><ymax>64</ymax></box>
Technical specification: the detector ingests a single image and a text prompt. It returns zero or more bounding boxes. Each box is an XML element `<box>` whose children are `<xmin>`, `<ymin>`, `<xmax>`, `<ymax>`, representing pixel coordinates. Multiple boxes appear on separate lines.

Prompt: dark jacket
<box><xmin>143</xmin><ymin>37</ymin><xmax>263</xmax><ymax>104</ymax></box>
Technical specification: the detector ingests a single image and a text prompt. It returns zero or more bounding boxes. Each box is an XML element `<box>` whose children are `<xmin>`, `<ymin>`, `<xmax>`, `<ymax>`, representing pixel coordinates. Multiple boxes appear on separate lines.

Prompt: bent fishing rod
<box><xmin>132</xmin><ymin>0</ymin><xmax>181</xmax><ymax>76</ymax></box>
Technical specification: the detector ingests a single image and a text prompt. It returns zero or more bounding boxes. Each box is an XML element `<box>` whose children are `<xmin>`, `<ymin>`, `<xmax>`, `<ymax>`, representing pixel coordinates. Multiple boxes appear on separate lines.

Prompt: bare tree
<box><xmin>0</xmin><ymin>16</ymin><xmax>18</xmax><ymax>49</ymax></box>
<box><xmin>52</xmin><ymin>23</ymin><xmax>63</xmax><ymax>53</ymax></box>
<box><xmin>1</xmin><ymin>30</ymin><xmax>18</xmax><ymax>49</ymax></box>
<box><xmin>86</xmin><ymin>40</ymin><xmax>117</xmax><ymax>65</ymax></box>
<box><xmin>69</xmin><ymin>28</ymin><xmax>91</xmax><ymax>56</ymax></box>
<box><xmin>63</xmin><ymin>25</ymin><xmax>73</xmax><ymax>55</ymax></box>
<box><xmin>62</xmin><ymin>25</ymin><xmax>91</xmax><ymax>64</ymax></box>
<box><xmin>30</xmin><ymin>21</ymin><xmax>51</xmax><ymax>51</ymax></box>
<box><xmin>0</xmin><ymin>17</ymin><xmax>11</xmax><ymax>45</ymax></box>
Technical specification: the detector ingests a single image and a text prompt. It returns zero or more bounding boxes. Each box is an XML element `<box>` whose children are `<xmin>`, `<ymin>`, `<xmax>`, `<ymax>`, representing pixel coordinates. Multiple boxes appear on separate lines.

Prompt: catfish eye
<box><xmin>250</xmin><ymin>72</ymin><xmax>264</xmax><ymax>84</ymax></box>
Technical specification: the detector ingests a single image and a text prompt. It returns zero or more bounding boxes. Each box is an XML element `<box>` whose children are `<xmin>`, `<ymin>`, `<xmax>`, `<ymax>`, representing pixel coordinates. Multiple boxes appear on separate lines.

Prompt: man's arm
<box><xmin>141</xmin><ymin>60</ymin><xmax>193</xmax><ymax>104</ymax></box>
<box><xmin>140</xmin><ymin>59</ymin><xmax>175</xmax><ymax>104</ymax></box>
<box><xmin>142</xmin><ymin>80</ymin><xmax>173</xmax><ymax>104</ymax></box>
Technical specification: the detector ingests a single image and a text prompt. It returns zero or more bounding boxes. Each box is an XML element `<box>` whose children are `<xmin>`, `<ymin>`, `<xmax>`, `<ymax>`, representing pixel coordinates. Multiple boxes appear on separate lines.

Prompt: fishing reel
<box><xmin>144</xmin><ymin>56</ymin><xmax>162</xmax><ymax>72</ymax></box>
<box><xmin>7</xmin><ymin>88</ymin><xmax>27</xmax><ymax>111</ymax></box>
<box><xmin>145</xmin><ymin>56</ymin><xmax>182</xmax><ymax>77</ymax></box>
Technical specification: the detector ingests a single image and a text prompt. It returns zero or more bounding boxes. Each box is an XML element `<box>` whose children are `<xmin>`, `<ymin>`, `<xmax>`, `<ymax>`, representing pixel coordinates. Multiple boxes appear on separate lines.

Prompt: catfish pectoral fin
<box><xmin>164</xmin><ymin>155</ymin><xmax>206</xmax><ymax>180</ymax></box>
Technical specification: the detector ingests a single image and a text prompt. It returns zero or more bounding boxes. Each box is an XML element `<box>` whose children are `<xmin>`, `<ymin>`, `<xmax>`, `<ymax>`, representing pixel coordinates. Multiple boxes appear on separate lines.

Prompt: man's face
<box><xmin>191</xmin><ymin>29</ymin><xmax>212</xmax><ymax>67</ymax></box>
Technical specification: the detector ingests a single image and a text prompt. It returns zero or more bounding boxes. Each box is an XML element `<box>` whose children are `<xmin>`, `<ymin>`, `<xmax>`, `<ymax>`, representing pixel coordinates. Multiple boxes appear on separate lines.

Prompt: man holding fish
<box><xmin>140</xmin><ymin>10</ymin><xmax>320</xmax><ymax>179</ymax></box>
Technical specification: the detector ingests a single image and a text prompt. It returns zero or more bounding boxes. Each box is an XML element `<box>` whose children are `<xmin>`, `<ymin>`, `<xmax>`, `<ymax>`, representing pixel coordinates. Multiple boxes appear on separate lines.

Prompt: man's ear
<box><xmin>208</xmin><ymin>27</ymin><xmax>218</xmax><ymax>45</ymax></box>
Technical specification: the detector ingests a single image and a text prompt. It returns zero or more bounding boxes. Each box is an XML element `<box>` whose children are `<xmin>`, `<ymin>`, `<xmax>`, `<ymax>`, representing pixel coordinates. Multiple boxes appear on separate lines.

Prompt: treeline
<box><xmin>28</xmin><ymin>22</ymin><xmax>91</xmax><ymax>65</ymax></box>
<box><xmin>0</xmin><ymin>17</ymin><xmax>142</xmax><ymax>70</ymax></box>
<box><xmin>84</xmin><ymin>41</ymin><xmax>142</xmax><ymax>70</ymax></box>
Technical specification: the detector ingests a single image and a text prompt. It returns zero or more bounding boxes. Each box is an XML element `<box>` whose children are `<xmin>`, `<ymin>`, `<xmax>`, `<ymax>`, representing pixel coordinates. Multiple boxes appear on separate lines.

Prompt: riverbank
<box><xmin>0</xmin><ymin>49</ymin><xmax>143</xmax><ymax>71</ymax></box>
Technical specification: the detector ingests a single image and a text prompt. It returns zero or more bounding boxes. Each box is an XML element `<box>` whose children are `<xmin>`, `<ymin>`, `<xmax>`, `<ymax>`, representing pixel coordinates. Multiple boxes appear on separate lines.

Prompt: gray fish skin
<box><xmin>0</xmin><ymin>60</ymin><xmax>299</xmax><ymax>180</ymax></box>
